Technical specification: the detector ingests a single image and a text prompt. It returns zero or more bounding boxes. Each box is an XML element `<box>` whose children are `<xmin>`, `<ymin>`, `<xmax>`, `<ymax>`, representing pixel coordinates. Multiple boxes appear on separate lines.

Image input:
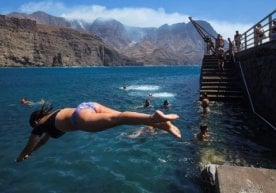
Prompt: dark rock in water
<box><xmin>201</xmin><ymin>164</ymin><xmax>217</xmax><ymax>193</ymax></box>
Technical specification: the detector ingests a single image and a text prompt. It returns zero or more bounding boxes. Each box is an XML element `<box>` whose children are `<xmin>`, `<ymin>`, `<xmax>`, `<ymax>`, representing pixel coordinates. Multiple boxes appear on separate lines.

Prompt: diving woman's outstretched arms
<box><xmin>16</xmin><ymin>134</ymin><xmax>49</xmax><ymax>162</ymax></box>
<box><xmin>31</xmin><ymin>134</ymin><xmax>49</xmax><ymax>153</ymax></box>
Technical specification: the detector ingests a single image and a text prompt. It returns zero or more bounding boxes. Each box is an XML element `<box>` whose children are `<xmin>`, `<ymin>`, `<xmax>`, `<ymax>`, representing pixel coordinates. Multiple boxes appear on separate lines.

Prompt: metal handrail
<box><xmin>237</xmin><ymin>61</ymin><xmax>276</xmax><ymax>130</ymax></box>
<box><xmin>239</xmin><ymin>9</ymin><xmax>275</xmax><ymax>51</ymax></box>
<box><xmin>233</xmin><ymin>10</ymin><xmax>276</xmax><ymax>130</ymax></box>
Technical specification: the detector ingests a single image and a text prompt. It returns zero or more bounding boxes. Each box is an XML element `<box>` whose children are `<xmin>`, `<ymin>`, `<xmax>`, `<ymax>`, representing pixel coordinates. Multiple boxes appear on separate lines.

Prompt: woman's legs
<box><xmin>94</xmin><ymin>103</ymin><xmax>179</xmax><ymax>122</ymax></box>
<box><xmin>76</xmin><ymin>103</ymin><xmax>181</xmax><ymax>138</ymax></box>
<box><xmin>78</xmin><ymin>110</ymin><xmax>178</xmax><ymax>130</ymax></box>
<box><xmin>93</xmin><ymin>102</ymin><xmax>121</xmax><ymax>114</ymax></box>
<box><xmin>93</xmin><ymin>102</ymin><xmax>179</xmax><ymax>123</ymax></box>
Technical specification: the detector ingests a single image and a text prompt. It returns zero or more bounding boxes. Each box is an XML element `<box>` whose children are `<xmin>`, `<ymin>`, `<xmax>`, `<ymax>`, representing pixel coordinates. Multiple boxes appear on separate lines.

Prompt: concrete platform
<box><xmin>216</xmin><ymin>165</ymin><xmax>276</xmax><ymax>193</ymax></box>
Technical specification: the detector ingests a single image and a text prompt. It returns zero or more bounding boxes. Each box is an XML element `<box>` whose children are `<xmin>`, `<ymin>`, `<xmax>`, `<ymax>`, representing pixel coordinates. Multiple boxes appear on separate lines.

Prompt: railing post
<box><xmin>244</xmin><ymin>32</ymin><xmax>247</xmax><ymax>50</ymax></box>
<box><xmin>238</xmin><ymin>9</ymin><xmax>275</xmax><ymax>51</ymax></box>
<box><xmin>268</xmin><ymin>15</ymin><xmax>272</xmax><ymax>40</ymax></box>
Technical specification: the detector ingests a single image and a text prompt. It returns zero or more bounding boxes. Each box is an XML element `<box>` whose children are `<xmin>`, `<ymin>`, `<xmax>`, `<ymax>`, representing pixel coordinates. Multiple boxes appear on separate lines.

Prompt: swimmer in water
<box><xmin>194</xmin><ymin>124</ymin><xmax>210</xmax><ymax>141</ymax></box>
<box><xmin>20</xmin><ymin>98</ymin><xmax>32</xmax><ymax>106</ymax></box>
<box><xmin>162</xmin><ymin>100</ymin><xmax>171</xmax><ymax>109</ymax></box>
<box><xmin>144</xmin><ymin>99</ymin><xmax>152</xmax><ymax>108</ymax></box>
<box><xmin>128</xmin><ymin>126</ymin><xmax>157</xmax><ymax>138</ymax></box>
<box><xmin>16</xmin><ymin>101</ymin><xmax>181</xmax><ymax>162</ymax></box>
<box><xmin>200</xmin><ymin>93</ymin><xmax>210</xmax><ymax>114</ymax></box>
<box><xmin>20</xmin><ymin>98</ymin><xmax>45</xmax><ymax>107</ymax></box>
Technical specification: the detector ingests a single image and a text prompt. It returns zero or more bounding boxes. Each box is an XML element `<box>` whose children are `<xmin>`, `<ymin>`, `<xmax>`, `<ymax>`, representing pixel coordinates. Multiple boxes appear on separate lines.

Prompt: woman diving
<box><xmin>16</xmin><ymin>101</ymin><xmax>181</xmax><ymax>162</ymax></box>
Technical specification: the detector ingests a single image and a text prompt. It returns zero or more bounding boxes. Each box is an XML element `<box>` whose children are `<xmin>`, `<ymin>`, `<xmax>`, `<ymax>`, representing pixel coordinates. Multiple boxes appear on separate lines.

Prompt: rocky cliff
<box><xmin>120</xmin><ymin>22</ymin><xmax>211</xmax><ymax>65</ymax></box>
<box><xmin>0</xmin><ymin>15</ymin><xmax>132</xmax><ymax>67</ymax></box>
<box><xmin>89</xmin><ymin>19</ymin><xmax>217</xmax><ymax>64</ymax></box>
<box><xmin>3</xmin><ymin>11</ymin><xmax>219</xmax><ymax>66</ymax></box>
<box><xmin>7</xmin><ymin>11</ymin><xmax>71</xmax><ymax>28</ymax></box>
<box><xmin>89</xmin><ymin>18</ymin><xmax>132</xmax><ymax>49</ymax></box>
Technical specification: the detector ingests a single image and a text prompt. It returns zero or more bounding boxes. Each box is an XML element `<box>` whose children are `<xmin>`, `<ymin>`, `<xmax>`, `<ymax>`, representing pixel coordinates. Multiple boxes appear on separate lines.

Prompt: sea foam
<box><xmin>120</xmin><ymin>85</ymin><xmax>160</xmax><ymax>91</ymax></box>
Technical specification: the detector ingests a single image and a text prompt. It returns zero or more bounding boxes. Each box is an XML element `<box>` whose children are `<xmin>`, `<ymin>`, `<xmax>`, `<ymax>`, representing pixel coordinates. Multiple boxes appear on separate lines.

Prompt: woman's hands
<box><xmin>16</xmin><ymin>154</ymin><xmax>29</xmax><ymax>162</ymax></box>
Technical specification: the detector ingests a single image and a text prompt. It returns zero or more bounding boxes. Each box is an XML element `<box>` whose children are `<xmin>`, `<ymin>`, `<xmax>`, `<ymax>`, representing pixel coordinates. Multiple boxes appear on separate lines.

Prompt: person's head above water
<box><xmin>20</xmin><ymin>98</ymin><xmax>31</xmax><ymax>105</ymax></box>
<box><xmin>20</xmin><ymin>98</ymin><xmax>28</xmax><ymax>103</ymax></box>
<box><xmin>200</xmin><ymin>124</ymin><xmax>208</xmax><ymax>133</ymax></box>
<box><xmin>163</xmin><ymin>100</ymin><xmax>169</xmax><ymax>105</ymax></box>
<box><xmin>144</xmin><ymin>99</ymin><xmax>151</xmax><ymax>107</ymax></box>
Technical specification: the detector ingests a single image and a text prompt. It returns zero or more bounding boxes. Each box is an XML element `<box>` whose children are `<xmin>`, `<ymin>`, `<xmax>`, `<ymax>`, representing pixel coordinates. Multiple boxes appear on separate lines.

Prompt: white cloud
<box><xmin>19</xmin><ymin>1</ymin><xmax>189</xmax><ymax>26</ymax></box>
<box><xmin>60</xmin><ymin>5</ymin><xmax>190</xmax><ymax>27</ymax></box>
<box><xmin>209</xmin><ymin>20</ymin><xmax>253</xmax><ymax>40</ymax></box>
<box><xmin>19</xmin><ymin>1</ymin><xmax>253</xmax><ymax>39</ymax></box>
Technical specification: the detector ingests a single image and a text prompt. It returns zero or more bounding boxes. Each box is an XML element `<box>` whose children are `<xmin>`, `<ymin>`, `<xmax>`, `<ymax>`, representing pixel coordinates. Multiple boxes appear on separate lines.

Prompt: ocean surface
<box><xmin>0</xmin><ymin>66</ymin><xmax>275</xmax><ymax>193</ymax></box>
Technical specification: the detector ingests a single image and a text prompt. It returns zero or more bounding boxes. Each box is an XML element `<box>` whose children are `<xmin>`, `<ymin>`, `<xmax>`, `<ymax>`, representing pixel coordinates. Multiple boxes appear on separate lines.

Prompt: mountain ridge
<box><xmin>0</xmin><ymin>14</ymin><xmax>134</xmax><ymax>67</ymax></box>
<box><xmin>4</xmin><ymin>11</ymin><xmax>219</xmax><ymax>66</ymax></box>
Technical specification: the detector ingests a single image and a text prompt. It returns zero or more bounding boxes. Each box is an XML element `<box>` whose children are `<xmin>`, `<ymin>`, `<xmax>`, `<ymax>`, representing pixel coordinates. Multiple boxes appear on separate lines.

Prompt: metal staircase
<box><xmin>188</xmin><ymin>17</ymin><xmax>245</xmax><ymax>102</ymax></box>
<box><xmin>200</xmin><ymin>55</ymin><xmax>244</xmax><ymax>102</ymax></box>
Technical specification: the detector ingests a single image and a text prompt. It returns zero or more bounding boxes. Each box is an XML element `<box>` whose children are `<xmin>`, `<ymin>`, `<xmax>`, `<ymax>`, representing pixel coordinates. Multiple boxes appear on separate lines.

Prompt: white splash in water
<box><xmin>120</xmin><ymin>85</ymin><xmax>160</xmax><ymax>91</ymax></box>
<box><xmin>152</xmin><ymin>92</ymin><xmax>175</xmax><ymax>98</ymax></box>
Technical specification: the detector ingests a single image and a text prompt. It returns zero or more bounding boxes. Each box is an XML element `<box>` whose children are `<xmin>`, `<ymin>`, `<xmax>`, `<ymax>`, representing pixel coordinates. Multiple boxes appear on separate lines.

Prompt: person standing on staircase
<box><xmin>217</xmin><ymin>47</ymin><xmax>225</xmax><ymax>72</ymax></box>
<box><xmin>215</xmin><ymin>34</ymin><xmax>224</xmax><ymax>52</ymax></box>
<box><xmin>206</xmin><ymin>36</ymin><xmax>214</xmax><ymax>55</ymax></box>
<box><xmin>234</xmin><ymin>31</ymin><xmax>242</xmax><ymax>52</ymax></box>
<box><xmin>215</xmin><ymin>34</ymin><xmax>225</xmax><ymax>72</ymax></box>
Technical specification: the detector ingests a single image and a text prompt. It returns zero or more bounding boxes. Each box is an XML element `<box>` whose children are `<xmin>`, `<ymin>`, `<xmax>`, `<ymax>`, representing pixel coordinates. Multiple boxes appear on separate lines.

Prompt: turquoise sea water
<box><xmin>0</xmin><ymin>66</ymin><xmax>275</xmax><ymax>193</ymax></box>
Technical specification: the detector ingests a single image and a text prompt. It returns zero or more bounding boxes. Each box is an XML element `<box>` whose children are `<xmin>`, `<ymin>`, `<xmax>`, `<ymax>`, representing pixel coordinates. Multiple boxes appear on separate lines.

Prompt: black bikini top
<box><xmin>31</xmin><ymin>110</ymin><xmax>65</xmax><ymax>138</ymax></box>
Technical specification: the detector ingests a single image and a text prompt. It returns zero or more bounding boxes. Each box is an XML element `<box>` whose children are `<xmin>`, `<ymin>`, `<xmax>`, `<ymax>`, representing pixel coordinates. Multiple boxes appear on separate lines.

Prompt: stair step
<box><xmin>203</xmin><ymin>55</ymin><xmax>218</xmax><ymax>58</ymax></box>
<box><xmin>201</xmin><ymin>82</ymin><xmax>240</xmax><ymax>85</ymax></box>
<box><xmin>202</xmin><ymin>72</ymin><xmax>236</xmax><ymax>76</ymax></box>
<box><xmin>200</xmin><ymin>55</ymin><xmax>244</xmax><ymax>102</ymax></box>
<box><xmin>202</xmin><ymin>66</ymin><xmax>232</xmax><ymax>70</ymax></box>
<box><xmin>202</xmin><ymin>62</ymin><xmax>219</xmax><ymax>65</ymax></box>
<box><xmin>202</xmin><ymin>63</ymin><xmax>219</xmax><ymax>66</ymax></box>
<box><xmin>202</xmin><ymin>75</ymin><xmax>238</xmax><ymax>79</ymax></box>
<box><xmin>200</xmin><ymin>89</ymin><xmax>242</xmax><ymax>92</ymax></box>
<box><xmin>202</xmin><ymin>63</ymin><xmax>231</xmax><ymax>66</ymax></box>
<box><xmin>202</xmin><ymin>68</ymin><xmax>233</xmax><ymax>71</ymax></box>
<box><xmin>203</xmin><ymin>58</ymin><xmax>219</xmax><ymax>61</ymax></box>
<box><xmin>201</xmin><ymin>83</ymin><xmax>239</xmax><ymax>88</ymax></box>
<box><xmin>203</xmin><ymin>57</ymin><xmax>219</xmax><ymax>60</ymax></box>
<box><xmin>202</xmin><ymin>66</ymin><xmax>234</xmax><ymax>69</ymax></box>
<box><xmin>201</xmin><ymin>85</ymin><xmax>241</xmax><ymax>90</ymax></box>
<box><xmin>207</xmin><ymin>95</ymin><xmax>244</xmax><ymax>101</ymax></box>
<box><xmin>201</xmin><ymin>77</ymin><xmax>239</xmax><ymax>82</ymax></box>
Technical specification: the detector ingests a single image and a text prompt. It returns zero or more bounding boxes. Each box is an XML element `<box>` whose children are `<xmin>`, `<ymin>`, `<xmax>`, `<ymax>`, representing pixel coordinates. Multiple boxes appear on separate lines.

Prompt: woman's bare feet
<box><xmin>153</xmin><ymin>121</ymin><xmax>182</xmax><ymax>139</ymax></box>
<box><xmin>151</xmin><ymin>110</ymin><xmax>179</xmax><ymax>123</ymax></box>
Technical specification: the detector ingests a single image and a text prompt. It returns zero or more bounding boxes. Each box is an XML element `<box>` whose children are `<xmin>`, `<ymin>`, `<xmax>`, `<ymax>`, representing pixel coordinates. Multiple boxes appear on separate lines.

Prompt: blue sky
<box><xmin>0</xmin><ymin>1</ymin><xmax>275</xmax><ymax>38</ymax></box>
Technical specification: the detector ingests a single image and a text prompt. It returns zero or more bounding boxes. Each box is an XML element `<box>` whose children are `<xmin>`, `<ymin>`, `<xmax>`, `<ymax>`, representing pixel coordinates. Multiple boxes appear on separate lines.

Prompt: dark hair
<box><xmin>29</xmin><ymin>102</ymin><xmax>53</xmax><ymax>127</ymax></box>
<box><xmin>144</xmin><ymin>99</ymin><xmax>150</xmax><ymax>107</ymax></box>
<box><xmin>200</xmin><ymin>124</ymin><xmax>208</xmax><ymax>132</ymax></box>
<box><xmin>201</xmin><ymin>92</ymin><xmax>208</xmax><ymax>100</ymax></box>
